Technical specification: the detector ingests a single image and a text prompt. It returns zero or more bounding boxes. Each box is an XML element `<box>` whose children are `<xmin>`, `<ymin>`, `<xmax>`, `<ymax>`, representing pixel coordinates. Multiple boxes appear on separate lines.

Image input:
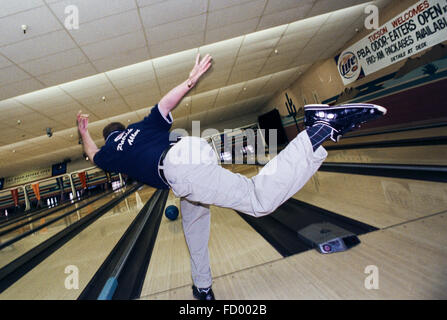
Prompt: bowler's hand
<box><xmin>77</xmin><ymin>111</ymin><xmax>89</xmax><ymax>136</ymax></box>
<box><xmin>189</xmin><ymin>53</ymin><xmax>212</xmax><ymax>87</ymax></box>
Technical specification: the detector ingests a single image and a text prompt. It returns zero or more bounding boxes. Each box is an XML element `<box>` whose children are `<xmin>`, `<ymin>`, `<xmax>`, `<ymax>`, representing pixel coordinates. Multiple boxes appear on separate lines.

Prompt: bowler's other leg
<box><xmin>180</xmin><ymin>198</ymin><xmax>215</xmax><ymax>300</ymax></box>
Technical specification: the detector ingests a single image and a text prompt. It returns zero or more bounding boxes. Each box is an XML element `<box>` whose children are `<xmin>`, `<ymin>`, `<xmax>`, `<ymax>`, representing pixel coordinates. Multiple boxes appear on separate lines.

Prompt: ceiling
<box><xmin>0</xmin><ymin>0</ymin><xmax>391</xmax><ymax>177</ymax></box>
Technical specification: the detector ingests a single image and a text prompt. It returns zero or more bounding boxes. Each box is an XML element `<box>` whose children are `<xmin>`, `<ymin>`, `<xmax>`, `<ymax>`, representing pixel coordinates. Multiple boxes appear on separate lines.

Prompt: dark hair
<box><xmin>103</xmin><ymin>122</ymin><xmax>125</xmax><ymax>140</ymax></box>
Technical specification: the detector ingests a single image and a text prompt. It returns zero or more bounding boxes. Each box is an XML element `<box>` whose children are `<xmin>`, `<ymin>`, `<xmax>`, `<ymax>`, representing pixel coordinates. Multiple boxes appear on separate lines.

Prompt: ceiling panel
<box><xmin>91</xmin><ymin>46</ymin><xmax>150</xmax><ymax>73</ymax></box>
<box><xmin>37</xmin><ymin>62</ymin><xmax>97</xmax><ymax>87</ymax></box>
<box><xmin>204</xmin><ymin>17</ymin><xmax>258</xmax><ymax>44</ymax></box>
<box><xmin>193</xmin><ymin>72</ymin><xmax>230</xmax><ymax>94</ymax></box>
<box><xmin>0</xmin><ymin>0</ymin><xmax>43</xmax><ymax>19</ymax></box>
<box><xmin>257</xmin><ymin>4</ymin><xmax>312</xmax><ymax>30</ymax></box>
<box><xmin>149</xmin><ymin>32</ymin><xmax>203</xmax><ymax>58</ymax></box>
<box><xmin>190</xmin><ymin>89</ymin><xmax>218</xmax><ymax>114</ymax></box>
<box><xmin>50</xmin><ymin>106</ymin><xmax>98</xmax><ymax>127</ymax></box>
<box><xmin>172</xmin><ymin>98</ymin><xmax>191</xmax><ymax>118</ymax></box>
<box><xmin>123</xmin><ymin>90</ymin><xmax>161</xmax><ymax>110</ymax></box>
<box><xmin>243</xmin><ymin>24</ymin><xmax>287</xmax><ymax>45</ymax></box>
<box><xmin>264</xmin><ymin>0</ymin><xmax>315</xmax><ymax>15</ymax></box>
<box><xmin>206</xmin><ymin>0</ymin><xmax>266</xmax><ymax>30</ymax></box>
<box><xmin>0</xmin><ymin>5</ymin><xmax>62</xmax><ymax>47</ymax></box>
<box><xmin>0</xmin><ymin>78</ymin><xmax>44</xmax><ymax>102</ymax></box>
<box><xmin>48</xmin><ymin>0</ymin><xmax>137</xmax><ymax>25</ymax></box>
<box><xmin>20</xmin><ymin>48</ymin><xmax>89</xmax><ymax>77</ymax></box>
<box><xmin>15</xmin><ymin>85</ymin><xmax>68</xmax><ymax>102</ymax></box>
<box><xmin>171</xmin><ymin>116</ymin><xmax>188</xmax><ymax>130</ymax></box>
<box><xmin>0</xmin><ymin>29</ymin><xmax>77</xmax><ymax>64</ymax></box>
<box><xmin>115</xmin><ymin>79</ymin><xmax>159</xmax><ymax>96</ymax></box>
<box><xmin>0</xmin><ymin>54</ymin><xmax>11</xmax><ymax>68</ymax></box>
<box><xmin>69</xmin><ymin>10</ymin><xmax>142</xmax><ymax>47</ymax></box>
<box><xmin>214</xmin><ymin>82</ymin><xmax>246</xmax><ymax>108</ymax></box>
<box><xmin>106</xmin><ymin>62</ymin><xmax>155</xmax><ymax>83</ymax></box>
<box><xmin>146</xmin><ymin>14</ymin><xmax>206</xmax><ymax>46</ymax></box>
<box><xmin>199</xmin><ymin>36</ymin><xmax>243</xmax><ymax>59</ymax></box>
<box><xmin>0</xmin><ymin>65</ymin><xmax>31</xmax><ymax>87</ymax></box>
<box><xmin>308</xmin><ymin>0</ymin><xmax>370</xmax><ymax>17</ymax></box>
<box><xmin>139</xmin><ymin>0</ymin><xmax>208</xmax><ymax>28</ymax></box>
<box><xmin>239</xmin><ymin>38</ymin><xmax>278</xmax><ymax>57</ymax></box>
<box><xmin>81</xmin><ymin>29</ymin><xmax>147</xmax><ymax>61</ymax></box>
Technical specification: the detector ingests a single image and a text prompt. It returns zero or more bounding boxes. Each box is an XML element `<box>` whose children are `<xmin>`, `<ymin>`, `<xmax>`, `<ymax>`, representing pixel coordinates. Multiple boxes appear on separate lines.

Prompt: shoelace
<box><xmin>198</xmin><ymin>288</ymin><xmax>211</xmax><ymax>294</ymax></box>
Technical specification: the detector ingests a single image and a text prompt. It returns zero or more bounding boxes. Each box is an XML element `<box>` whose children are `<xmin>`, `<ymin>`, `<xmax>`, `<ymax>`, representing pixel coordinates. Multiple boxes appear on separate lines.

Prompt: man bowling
<box><xmin>77</xmin><ymin>54</ymin><xmax>386</xmax><ymax>300</ymax></box>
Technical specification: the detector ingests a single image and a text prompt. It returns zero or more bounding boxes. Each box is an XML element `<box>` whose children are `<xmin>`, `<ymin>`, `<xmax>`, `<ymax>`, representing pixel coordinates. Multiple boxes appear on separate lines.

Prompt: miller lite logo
<box><xmin>338</xmin><ymin>51</ymin><xmax>360</xmax><ymax>80</ymax></box>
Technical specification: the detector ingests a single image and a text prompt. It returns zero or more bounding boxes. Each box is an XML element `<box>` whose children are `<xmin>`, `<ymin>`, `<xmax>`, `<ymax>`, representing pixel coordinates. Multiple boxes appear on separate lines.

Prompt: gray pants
<box><xmin>162</xmin><ymin>131</ymin><xmax>327</xmax><ymax>288</ymax></box>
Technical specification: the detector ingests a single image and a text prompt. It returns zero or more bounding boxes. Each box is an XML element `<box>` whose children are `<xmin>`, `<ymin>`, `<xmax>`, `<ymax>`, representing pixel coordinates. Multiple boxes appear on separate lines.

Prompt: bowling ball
<box><xmin>165</xmin><ymin>205</ymin><xmax>179</xmax><ymax>221</ymax></box>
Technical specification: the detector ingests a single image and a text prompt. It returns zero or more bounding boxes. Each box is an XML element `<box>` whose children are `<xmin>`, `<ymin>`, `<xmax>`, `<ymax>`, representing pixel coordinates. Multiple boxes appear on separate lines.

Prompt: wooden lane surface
<box><xmin>145</xmin><ymin>211</ymin><xmax>447</xmax><ymax>299</ymax></box>
<box><xmin>324</xmin><ymin>125</ymin><xmax>447</xmax><ymax>147</ymax></box>
<box><xmin>326</xmin><ymin>145</ymin><xmax>447</xmax><ymax>166</ymax></box>
<box><xmin>0</xmin><ymin>189</ymin><xmax>133</xmax><ymax>269</ymax></box>
<box><xmin>0</xmin><ymin>186</ymin><xmax>156</xmax><ymax>300</ymax></box>
<box><xmin>293</xmin><ymin>170</ymin><xmax>447</xmax><ymax>229</ymax></box>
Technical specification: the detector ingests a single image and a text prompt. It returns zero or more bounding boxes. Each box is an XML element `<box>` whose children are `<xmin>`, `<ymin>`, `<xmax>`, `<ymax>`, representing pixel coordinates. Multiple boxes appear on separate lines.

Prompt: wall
<box><xmin>263</xmin><ymin>0</ymin><xmax>443</xmax><ymax>119</ymax></box>
<box><xmin>198</xmin><ymin>113</ymin><xmax>259</xmax><ymax>137</ymax></box>
<box><xmin>67</xmin><ymin>157</ymin><xmax>95</xmax><ymax>173</ymax></box>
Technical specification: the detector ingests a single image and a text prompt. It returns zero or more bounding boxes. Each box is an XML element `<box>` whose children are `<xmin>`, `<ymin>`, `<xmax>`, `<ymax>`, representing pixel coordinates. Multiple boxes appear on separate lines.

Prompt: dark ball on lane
<box><xmin>165</xmin><ymin>205</ymin><xmax>179</xmax><ymax>221</ymax></box>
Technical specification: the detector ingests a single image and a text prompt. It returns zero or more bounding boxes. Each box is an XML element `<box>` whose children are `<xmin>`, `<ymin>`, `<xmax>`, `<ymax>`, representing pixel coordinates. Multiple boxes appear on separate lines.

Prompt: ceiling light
<box><xmin>21</xmin><ymin>24</ymin><xmax>28</xmax><ymax>34</ymax></box>
<box><xmin>12</xmin><ymin>149</ymin><xmax>16</xmax><ymax>153</ymax></box>
<box><xmin>17</xmin><ymin>120</ymin><xmax>21</xmax><ymax>125</ymax></box>
<box><xmin>274</xmin><ymin>49</ymin><xmax>278</xmax><ymax>54</ymax></box>
<box><xmin>102</xmin><ymin>96</ymin><xmax>106</xmax><ymax>101</ymax></box>
<box><xmin>127</xmin><ymin>119</ymin><xmax>131</xmax><ymax>122</ymax></box>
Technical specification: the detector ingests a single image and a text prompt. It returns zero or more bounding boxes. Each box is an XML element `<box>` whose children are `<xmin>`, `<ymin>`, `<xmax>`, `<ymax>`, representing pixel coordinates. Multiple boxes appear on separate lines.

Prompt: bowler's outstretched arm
<box><xmin>158</xmin><ymin>53</ymin><xmax>212</xmax><ymax>118</ymax></box>
<box><xmin>77</xmin><ymin>111</ymin><xmax>99</xmax><ymax>165</ymax></box>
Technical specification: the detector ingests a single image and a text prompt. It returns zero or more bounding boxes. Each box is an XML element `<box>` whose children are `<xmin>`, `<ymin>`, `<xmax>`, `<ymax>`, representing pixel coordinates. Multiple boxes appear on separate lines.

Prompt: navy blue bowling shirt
<box><xmin>93</xmin><ymin>104</ymin><xmax>173</xmax><ymax>189</ymax></box>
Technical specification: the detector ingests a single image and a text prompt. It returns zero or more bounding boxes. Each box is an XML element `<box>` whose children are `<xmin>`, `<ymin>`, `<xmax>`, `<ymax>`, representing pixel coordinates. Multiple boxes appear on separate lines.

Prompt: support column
<box><xmin>68</xmin><ymin>174</ymin><xmax>76</xmax><ymax>198</ymax></box>
<box><xmin>119</xmin><ymin>173</ymin><xmax>124</xmax><ymax>187</ymax></box>
<box><xmin>23</xmin><ymin>185</ymin><xmax>31</xmax><ymax>212</ymax></box>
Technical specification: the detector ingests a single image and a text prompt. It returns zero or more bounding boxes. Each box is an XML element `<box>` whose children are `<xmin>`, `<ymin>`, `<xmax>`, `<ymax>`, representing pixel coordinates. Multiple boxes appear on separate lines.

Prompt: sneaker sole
<box><xmin>304</xmin><ymin>103</ymin><xmax>387</xmax><ymax>115</ymax></box>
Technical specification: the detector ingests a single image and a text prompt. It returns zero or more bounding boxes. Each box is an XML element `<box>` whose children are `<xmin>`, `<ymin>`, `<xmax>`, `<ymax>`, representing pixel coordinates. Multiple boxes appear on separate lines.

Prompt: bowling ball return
<box><xmin>297</xmin><ymin>222</ymin><xmax>360</xmax><ymax>254</ymax></box>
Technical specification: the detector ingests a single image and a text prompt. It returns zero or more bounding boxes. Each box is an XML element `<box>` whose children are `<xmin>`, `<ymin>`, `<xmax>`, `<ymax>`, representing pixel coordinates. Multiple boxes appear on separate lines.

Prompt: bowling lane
<box><xmin>326</xmin><ymin>125</ymin><xmax>447</xmax><ymax>146</ymax></box>
<box><xmin>0</xmin><ymin>191</ymin><xmax>111</xmax><ymax>237</ymax></box>
<box><xmin>155</xmin><ymin>211</ymin><xmax>447</xmax><ymax>299</ymax></box>
<box><xmin>0</xmin><ymin>189</ymin><xmax>130</xmax><ymax>269</ymax></box>
<box><xmin>139</xmin><ymin>165</ymin><xmax>282</xmax><ymax>300</ymax></box>
<box><xmin>297</xmin><ymin>126</ymin><xmax>447</xmax><ymax>228</ymax></box>
<box><xmin>293</xmin><ymin>170</ymin><xmax>447</xmax><ymax>229</ymax></box>
<box><xmin>323</xmin><ymin>125</ymin><xmax>447</xmax><ymax>165</ymax></box>
<box><xmin>0</xmin><ymin>185</ymin><xmax>156</xmax><ymax>300</ymax></box>
<box><xmin>325</xmin><ymin>145</ymin><xmax>447</xmax><ymax>166</ymax></box>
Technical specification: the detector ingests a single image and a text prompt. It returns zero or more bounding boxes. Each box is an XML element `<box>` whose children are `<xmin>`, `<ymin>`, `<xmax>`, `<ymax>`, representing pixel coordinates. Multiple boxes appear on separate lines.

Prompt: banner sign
<box><xmin>78</xmin><ymin>172</ymin><xmax>87</xmax><ymax>189</ymax></box>
<box><xmin>32</xmin><ymin>183</ymin><xmax>41</xmax><ymax>201</ymax></box>
<box><xmin>11</xmin><ymin>189</ymin><xmax>19</xmax><ymax>207</ymax></box>
<box><xmin>3</xmin><ymin>167</ymin><xmax>52</xmax><ymax>189</ymax></box>
<box><xmin>337</xmin><ymin>0</ymin><xmax>447</xmax><ymax>85</ymax></box>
